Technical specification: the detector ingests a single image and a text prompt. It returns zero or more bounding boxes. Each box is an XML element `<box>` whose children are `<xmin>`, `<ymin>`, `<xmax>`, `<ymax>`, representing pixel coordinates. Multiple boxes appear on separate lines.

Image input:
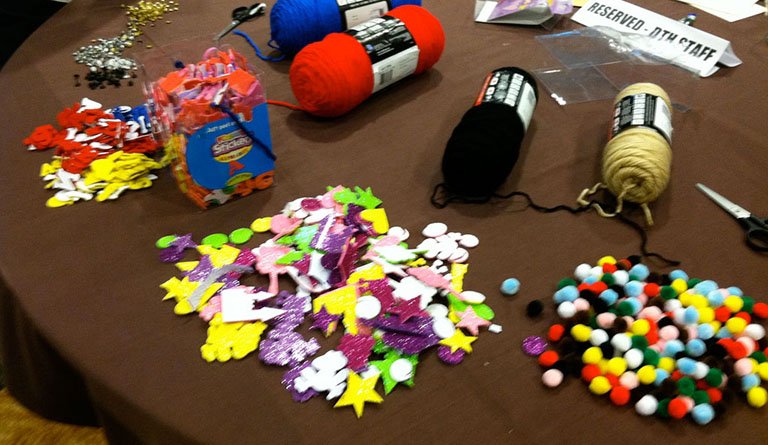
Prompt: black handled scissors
<box><xmin>696</xmin><ymin>183</ymin><xmax>768</xmax><ymax>252</ymax></box>
<box><xmin>215</xmin><ymin>3</ymin><xmax>267</xmax><ymax>41</ymax></box>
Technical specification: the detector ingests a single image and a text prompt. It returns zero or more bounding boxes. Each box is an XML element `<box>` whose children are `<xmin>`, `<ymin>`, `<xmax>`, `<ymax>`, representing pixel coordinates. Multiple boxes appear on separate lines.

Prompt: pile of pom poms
<box><xmin>522</xmin><ymin>256</ymin><xmax>768</xmax><ymax>425</ymax></box>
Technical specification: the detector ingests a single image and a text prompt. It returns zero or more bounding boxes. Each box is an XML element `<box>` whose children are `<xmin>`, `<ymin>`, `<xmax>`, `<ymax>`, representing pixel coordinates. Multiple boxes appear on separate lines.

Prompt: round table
<box><xmin>2</xmin><ymin>0</ymin><xmax>768</xmax><ymax>443</ymax></box>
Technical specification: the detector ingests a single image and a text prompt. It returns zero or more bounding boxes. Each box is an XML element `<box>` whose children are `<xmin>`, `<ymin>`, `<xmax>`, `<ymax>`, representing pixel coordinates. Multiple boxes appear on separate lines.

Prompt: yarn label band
<box><xmin>475</xmin><ymin>69</ymin><xmax>537</xmax><ymax>132</ymax></box>
<box><xmin>345</xmin><ymin>16</ymin><xmax>419</xmax><ymax>93</ymax></box>
<box><xmin>336</xmin><ymin>0</ymin><xmax>392</xmax><ymax>29</ymax></box>
<box><xmin>611</xmin><ymin>93</ymin><xmax>672</xmax><ymax>144</ymax></box>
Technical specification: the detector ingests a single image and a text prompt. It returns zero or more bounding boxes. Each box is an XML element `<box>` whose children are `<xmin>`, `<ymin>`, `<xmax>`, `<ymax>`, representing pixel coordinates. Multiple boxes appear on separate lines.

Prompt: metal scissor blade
<box><xmin>695</xmin><ymin>183</ymin><xmax>752</xmax><ymax>219</ymax></box>
<box><xmin>215</xmin><ymin>20</ymin><xmax>241</xmax><ymax>41</ymax></box>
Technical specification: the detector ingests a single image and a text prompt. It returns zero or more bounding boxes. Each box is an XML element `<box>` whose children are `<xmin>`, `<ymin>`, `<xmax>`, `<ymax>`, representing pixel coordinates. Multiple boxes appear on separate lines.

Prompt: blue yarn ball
<box><xmin>693</xmin><ymin>280</ymin><xmax>718</xmax><ymax>296</ymax></box>
<box><xmin>599</xmin><ymin>289</ymin><xmax>619</xmax><ymax>306</ymax></box>
<box><xmin>629</xmin><ymin>264</ymin><xmax>649</xmax><ymax>281</ymax></box>
<box><xmin>676</xmin><ymin>357</ymin><xmax>697</xmax><ymax>375</ymax></box>
<box><xmin>697</xmin><ymin>323</ymin><xmax>715</xmax><ymax>340</ymax></box>
<box><xmin>624</xmin><ymin>281</ymin><xmax>644</xmax><ymax>298</ymax></box>
<box><xmin>683</xmin><ymin>306</ymin><xmax>700</xmax><ymax>325</ymax></box>
<box><xmin>742</xmin><ymin>373</ymin><xmax>760</xmax><ymax>391</ymax></box>
<box><xmin>501</xmin><ymin>278</ymin><xmax>521</xmax><ymax>296</ymax></box>
<box><xmin>707</xmin><ymin>290</ymin><xmax>725</xmax><ymax>308</ymax></box>
<box><xmin>669</xmin><ymin>269</ymin><xmax>689</xmax><ymax>281</ymax></box>
<box><xmin>663</xmin><ymin>340</ymin><xmax>685</xmax><ymax>357</ymax></box>
<box><xmin>727</xmin><ymin>286</ymin><xmax>743</xmax><ymax>297</ymax></box>
<box><xmin>686</xmin><ymin>339</ymin><xmax>707</xmax><ymax>357</ymax></box>
<box><xmin>654</xmin><ymin>369</ymin><xmax>670</xmax><ymax>386</ymax></box>
<box><xmin>553</xmin><ymin>285</ymin><xmax>578</xmax><ymax>303</ymax></box>
<box><xmin>691</xmin><ymin>403</ymin><xmax>714</xmax><ymax>425</ymax></box>
<box><xmin>270</xmin><ymin>0</ymin><xmax>422</xmax><ymax>55</ymax></box>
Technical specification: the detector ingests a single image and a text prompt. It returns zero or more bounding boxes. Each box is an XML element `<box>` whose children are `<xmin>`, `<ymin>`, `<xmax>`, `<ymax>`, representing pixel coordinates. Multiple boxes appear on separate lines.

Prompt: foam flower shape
<box><xmin>23</xmin><ymin>124</ymin><xmax>60</xmax><ymax>150</ymax></box>
<box><xmin>200</xmin><ymin>313</ymin><xmax>267</xmax><ymax>362</ymax></box>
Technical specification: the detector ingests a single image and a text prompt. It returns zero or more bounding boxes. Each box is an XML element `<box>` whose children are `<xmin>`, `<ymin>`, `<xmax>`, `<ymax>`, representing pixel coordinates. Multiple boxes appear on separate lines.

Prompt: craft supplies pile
<box><xmin>157</xmin><ymin>185</ymin><xmax>498</xmax><ymax>417</ymax></box>
<box><xmin>524</xmin><ymin>256</ymin><xmax>768</xmax><ymax>424</ymax></box>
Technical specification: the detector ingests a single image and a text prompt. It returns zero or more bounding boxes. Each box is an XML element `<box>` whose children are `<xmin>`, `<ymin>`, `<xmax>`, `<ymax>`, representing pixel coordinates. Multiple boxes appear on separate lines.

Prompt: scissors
<box><xmin>696</xmin><ymin>183</ymin><xmax>768</xmax><ymax>252</ymax></box>
<box><xmin>214</xmin><ymin>3</ymin><xmax>267</xmax><ymax>41</ymax></box>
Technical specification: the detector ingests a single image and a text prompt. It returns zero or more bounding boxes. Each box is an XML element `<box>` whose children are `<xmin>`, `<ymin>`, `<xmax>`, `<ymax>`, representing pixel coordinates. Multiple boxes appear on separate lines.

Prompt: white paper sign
<box><xmin>572</xmin><ymin>0</ymin><xmax>741</xmax><ymax>76</ymax></box>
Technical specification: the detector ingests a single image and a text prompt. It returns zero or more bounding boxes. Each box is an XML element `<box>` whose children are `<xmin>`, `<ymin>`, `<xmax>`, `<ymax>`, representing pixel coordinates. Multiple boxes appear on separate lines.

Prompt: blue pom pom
<box><xmin>694</xmin><ymin>280</ymin><xmax>718</xmax><ymax>296</ymax></box>
<box><xmin>686</xmin><ymin>339</ymin><xmax>707</xmax><ymax>357</ymax></box>
<box><xmin>624</xmin><ymin>281</ymin><xmax>644</xmax><ymax>298</ymax></box>
<box><xmin>629</xmin><ymin>264</ymin><xmax>650</xmax><ymax>281</ymax></box>
<box><xmin>553</xmin><ymin>285</ymin><xmax>578</xmax><ymax>303</ymax></box>
<box><xmin>669</xmin><ymin>269</ymin><xmax>689</xmax><ymax>281</ymax></box>
<box><xmin>599</xmin><ymin>289</ymin><xmax>619</xmax><ymax>306</ymax></box>
<box><xmin>742</xmin><ymin>373</ymin><xmax>760</xmax><ymax>391</ymax></box>
<box><xmin>654</xmin><ymin>368</ymin><xmax>670</xmax><ymax>386</ymax></box>
<box><xmin>692</xmin><ymin>403</ymin><xmax>715</xmax><ymax>425</ymax></box>
<box><xmin>677</xmin><ymin>357</ymin><xmax>697</xmax><ymax>375</ymax></box>
<box><xmin>583</xmin><ymin>276</ymin><xmax>598</xmax><ymax>285</ymax></box>
<box><xmin>683</xmin><ymin>307</ymin><xmax>700</xmax><ymax>325</ymax></box>
<box><xmin>707</xmin><ymin>290</ymin><xmax>725</xmax><ymax>308</ymax></box>
<box><xmin>697</xmin><ymin>323</ymin><xmax>715</xmax><ymax>340</ymax></box>
<box><xmin>501</xmin><ymin>278</ymin><xmax>521</xmax><ymax>296</ymax></box>
<box><xmin>727</xmin><ymin>286</ymin><xmax>743</xmax><ymax>297</ymax></box>
<box><xmin>715</xmin><ymin>326</ymin><xmax>732</xmax><ymax>339</ymax></box>
<box><xmin>663</xmin><ymin>340</ymin><xmax>685</xmax><ymax>357</ymax></box>
<box><xmin>626</xmin><ymin>297</ymin><xmax>643</xmax><ymax>315</ymax></box>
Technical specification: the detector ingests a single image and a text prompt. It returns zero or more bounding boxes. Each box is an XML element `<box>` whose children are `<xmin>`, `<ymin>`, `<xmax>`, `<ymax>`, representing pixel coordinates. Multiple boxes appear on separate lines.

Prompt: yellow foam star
<box><xmin>208</xmin><ymin>244</ymin><xmax>241</xmax><ymax>268</ymax></box>
<box><xmin>439</xmin><ymin>329</ymin><xmax>477</xmax><ymax>354</ymax></box>
<box><xmin>175</xmin><ymin>261</ymin><xmax>199</xmax><ymax>272</ymax></box>
<box><xmin>160</xmin><ymin>276</ymin><xmax>196</xmax><ymax>302</ymax></box>
<box><xmin>334</xmin><ymin>371</ymin><xmax>383</xmax><ymax>418</ymax></box>
<box><xmin>314</xmin><ymin>285</ymin><xmax>358</xmax><ymax>335</ymax></box>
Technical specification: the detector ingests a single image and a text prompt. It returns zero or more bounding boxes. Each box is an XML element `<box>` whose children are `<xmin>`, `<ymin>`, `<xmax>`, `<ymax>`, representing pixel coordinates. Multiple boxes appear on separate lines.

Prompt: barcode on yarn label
<box><xmin>337</xmin><ymin>0</ymin><xmax>391</xmax><ymax>29</ymax></box>
<box><xmin>612</xmin><ymin>94</ymin><xmax>673</xmax><ymax>144</ymax></box>
<box><xmin>477</xmin><ymin>69</ymin><xmax>538</xmax><ymax>132</ymax></box>
<box><xmin>346</xmin><ymin>16</ymin><xmax>419</xmax><ymax>93</ymax></box>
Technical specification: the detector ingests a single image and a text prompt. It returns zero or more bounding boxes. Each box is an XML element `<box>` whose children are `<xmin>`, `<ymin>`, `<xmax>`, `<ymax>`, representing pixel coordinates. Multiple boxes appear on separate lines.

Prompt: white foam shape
<box><xmin>390</xmin><ymin>359</ymin><xmax>414</xmax><ymax>382</ymax></box>
<box><xmin>432</xmin><ymin>316</ymin><xmax>456</xmax><ymax>339</ymax></box>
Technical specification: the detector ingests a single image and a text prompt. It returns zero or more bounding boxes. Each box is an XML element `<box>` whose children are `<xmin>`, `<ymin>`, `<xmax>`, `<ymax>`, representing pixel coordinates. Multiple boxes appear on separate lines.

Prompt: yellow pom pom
<box><xmin>582</xmin><ymin>346</ymin><xmax>603</xmax><ymax>364</ymax></box>
<box><xmin>709</xmin><ymin>321</ymin><xmax>722</xmax><ymax>332</ymax></box>
<box><xmin>747</xmin><ymin>386</ymin><xmax>768</xmax><ymax>408</ymax></box>
<box><xmin>699</xmin><ymin>307</ymin><xmax>715</xmax><ymax>323</ymax></box>
<box><xmin>638</xmin><ymin>365</ymin><xmax>656</xmax><ymax>385</ymax></box>
<box><xmin>658</xmin><ymin>357</ymin><xmax>675</xmax><ymax>373</ymax></box>
<box><xmin>589</xmin><ymin>376</ymin><xmax>612</xmax><ymax>395</ymax></box>
<box><xmin>726</xmin><ymin>317</ymin><xmax>748</xmax><ymax>335</ymax></box>
<box><xmin>607</xmin><ymin>357</ymin><xmax>628</xmax><ymax>376</ymax></box>
<box><xmin>724</xmin><ymin>296</ymin><xmax>744</xmax><ymax>313</ymax></box>
<box><xmin>691</xmin><ymin>295</ymin><xmax>709</xmax><ymax>309</ymax></box>
<box><xmin>632</xmin><ymin>319</ymin><xmax>650</xmax><ymax>336</ymax></box>
<box><xmin>597</xmin><ymin>256</ymin><xmax>617</xmax><ymax>266</ymax></box>
<box><xmin>671</xmin><ymin>278</ymin><xmax>688</xmax><ymax>295</ymax></box>
<box><xmin>678</xmin><ymin>292</ymin><xmax>693</xmax><ymax>307</ymax></box>
<box><xmin>758</xmin><ymin>362</ymin><xmax>768</xmax><ymax>381</ymax></box>
<box><xmin>598</xmin><ymin>358</ymin><xmax>610</xmax><ymax>374</ymax></box>
<box><xmin>571</xmin><ymin>324</ymin><xmax>592</xmax><ymax>342</ymax></box>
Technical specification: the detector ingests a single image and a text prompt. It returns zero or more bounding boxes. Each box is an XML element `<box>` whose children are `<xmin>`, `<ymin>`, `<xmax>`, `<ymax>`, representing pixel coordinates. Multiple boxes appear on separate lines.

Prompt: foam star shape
<box><xmin>388</xmin><ymin>298</ymin><xmax>426</xmax><ymax>323</ymax></box>
<box><xmin>310</xmin><ymin>306</ymin><xmax>341</xmax><ymax>337</ymax></box>
<box><xmin>369</xmin><ymin>350</ymin><xmax>418</xmax><ymax>394</ymax></box>
<box><xmin>438</xmin><ymin>329</ymin><xmax>477</xmax><ymax>354</ymax></box>
<box><xmin>455</xmin><ymin>306</ymin><xmax>491</xmax><ymax>336</ymax></box>
<box><xmin>334</xmin><ymin>371</ymin><xmax>383</xmax><ymax>418</ymax></box>
<box><xmin>353</xmin><ymin>186</ymin><xmax>382</xmax><ymax>209</ymax></box>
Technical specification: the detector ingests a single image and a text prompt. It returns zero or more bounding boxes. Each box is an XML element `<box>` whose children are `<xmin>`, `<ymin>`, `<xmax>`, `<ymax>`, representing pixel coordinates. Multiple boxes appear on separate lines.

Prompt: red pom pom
<box><xmin>538</xmin><ymin>350</ymin><xmax>559</xmax><ymax>368</ymax></box>
<box><xmin>610</xmin><ymin>386</ymin><xmax>631</xmax><ymax>406</ymax></box>
<box><xmin>602</xmin><ymin>263</ymin><xmax>617</xmax><ymax>273</ymax></box>
<box><xmin>696</xmin><ymin>379</ymin><xmax>709</xmax><ymax>390</ymax></box>
<box><xmin>706</xmin><ymin>388</ymin><xmax>722</xmax><ymax>404</ymax></box>
<box><xmin>735</xmin><ymin>311</ymin><xmax>752</xmax><ymax>323</ymax></box>
<box><xmin>590</xmin><ymin>281</ymin><xmax>608</xmax><ymax>294</ymax></box>
<box><xmin>645</xmin><ymin>319</ymin><xmax>659</xmax><ymax>345</ymax></box>
<box><xmin>617</xmin><ymin>259</ymin><xmax>632</xmax><ymax>270</ymax></box>
<box><xmin>715</xmin><ymin>306</ymin><xmax>732</xmax><ymax>323</ymax></box>
<box><xmin>753</xmin><ymin>302</ymin><xmax>768</xmax><ymax>319</ymax></box>
<box><xmin>548</xmin><ymin>324</ymin><xmax>565</xmax><ymax>342</ymax></box>
<box><xmin>668</xmin><ymin>397</ymin><xmax>689</xmax><ymax>419</ymax></box>
<box><xmin>727</xmin><ymin>342</ymin><xmax>748</xmax><ymax>360</ymax></box>
<box><xmin>671</xmin><ymin>370</ymin><xmax>684</xmax><ymax>381</ymax></box>
<box><xmin>644</xmin><ymin>283</ymin><xmax>660</xmax><ymax>297</ymax></box>
<box><xmin>581</xmin><ymin>364</ymin><xmax>602</xmax><ymax>383</ymax></box>
<box><xmin>606</xmin><ymin>373</ymin><xmax>620</xmax><ymax>387</ymax></box>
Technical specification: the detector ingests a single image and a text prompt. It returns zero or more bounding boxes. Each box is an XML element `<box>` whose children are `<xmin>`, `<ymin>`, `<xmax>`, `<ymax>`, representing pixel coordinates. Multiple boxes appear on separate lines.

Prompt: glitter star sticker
<box><xmin>388</xmin><ymin>298</ymin><xmax>426</xmax><ymax>323</ymax></box>
<box><xmin>455</xmin><ymin>306</ymin><xmax>491</xmax><ymax>336</ymax></box>
<box><xmin>310</xmin><ymin>307</ymin><xmax>341</xmax><ymax>337</ymax></box>
<box><xmin>438</xmin><ymin>329</ymin><xmax>477</xmax><ymax>354</ymax></box>
<box><xmin>334</xmin><ymin>371</ymin><xmax>383</xmax><ymax>418</ymax></box>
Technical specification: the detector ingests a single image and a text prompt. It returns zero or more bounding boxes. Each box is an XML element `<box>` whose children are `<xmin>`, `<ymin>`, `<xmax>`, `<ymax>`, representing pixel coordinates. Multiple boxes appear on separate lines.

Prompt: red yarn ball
<box><xmin>606</xmin><ymin>373</ymin><xmax>620</xmax><ymax>387</ymax></box>
<box><xmin>289</xmin><ymin>5</ymin><xmax>445</xmax><ymax>117</ymax></box>
<box><xmin>610</xmin><ymin>386</ymin><xmax>631</xmax><ymax>406</ymax></box>
<box><xmin>735</xmin><ymin>311</ymin><xmax>752</xmax><ymax>323</ymax></box>
<box><xmin>668</xmin><ymin>397</ymin><xmax>689</xmax><ymax>419</ymax></box>
<box><xmin>715</xmin><ymin>306</ymin><xmax>732</xmax><ymax>323</ymax></box>
<box><xmin>602</xmin><ymin>263</ymin><xmax>617</xmax><ymax>273</ymax></box>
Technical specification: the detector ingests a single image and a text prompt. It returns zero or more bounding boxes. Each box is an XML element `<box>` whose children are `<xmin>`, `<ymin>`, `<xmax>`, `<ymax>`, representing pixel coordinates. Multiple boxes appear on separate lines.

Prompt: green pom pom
<box><xmin>742</xmin><ymin>296</ymin><xmax>755</xmax><ymax>314</ymax></box>
<box><xmin>677</xmin><ymin>377</ymin><xmax>695</xmax><ymax>396</ymax></box>
<box><xmin>617</xmin><ymin>300</ymin><xmax>635</xmax><ymax>316</ymax></box>
<box><xmin>600</xmin><ymin>273</ymin><xmax>615</xmax><ymax>286</ymax></box>
<box><xmin>660</xmin><ymin>286</ymin><xmax>677</xmax><ymax>300</ymax></box>
<box><xmin>705</xmin><ymin>368</ymin><xmax>723</xmax><ymax>387</ymax></box>
<box><xmin>631</xmin><ymin>335</ymin><xmax>649</xmax><ymax>350</ymax></box>
<box><xmin>557</xmin><ymin>278</ymin><xmax>577</xmax><ymax>289</ymax></box>
<box><xmin>750</xmin><ymin>351</ymin><xmax>767</xmax><ymax>363</ymax></box>
<box><xmin>643</xmin><ymin>348</ymin><xmax>660</xmax><ymax>366</ymax></box>
<box><xmin>656</xmin><ymin>398</ymin><xmax>671</xmax><ymax>418</ymax></box>
<box><xmin>687</xmin><ymin>278</ymin><xmax>702</xmax><ymax>288</ymax></box>
<box><xmin>692</xmin><ymin>390</ymin><xmax>710</xmax><ymax>405</ymax></box>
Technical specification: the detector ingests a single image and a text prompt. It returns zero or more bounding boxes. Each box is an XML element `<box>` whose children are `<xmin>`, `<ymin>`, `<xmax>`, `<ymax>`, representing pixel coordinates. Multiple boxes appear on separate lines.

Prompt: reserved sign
<box><xmin>572</xmin><ymin>0</ymin><xmax>741</xmax><ymax>76</ymax></box>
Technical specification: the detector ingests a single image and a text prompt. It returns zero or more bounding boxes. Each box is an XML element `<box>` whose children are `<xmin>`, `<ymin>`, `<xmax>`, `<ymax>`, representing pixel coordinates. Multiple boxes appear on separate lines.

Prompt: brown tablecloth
<box><xmin>1</xmin><ymin>0</ymin><xmax>768</xmax><ymax>443</ymax></box>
